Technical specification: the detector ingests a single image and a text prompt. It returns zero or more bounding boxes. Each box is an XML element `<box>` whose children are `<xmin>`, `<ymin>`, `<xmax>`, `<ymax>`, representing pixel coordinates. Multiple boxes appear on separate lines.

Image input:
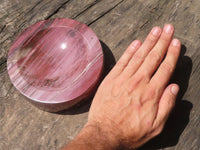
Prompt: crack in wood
<box><xmin>149</xmin><ymin>5</ymin><xmax>161</xmax><ymax>18</ymax></box>
<box><xmin>72</xmin><ymin>0</ymin><xmax>100</xmax><ymax>19</ymax></box>
<box><xmin>139</xmin><ymin>20</ymin><xmax>150</xmax><ymax>29</ymax></box>
<box><xmin>0</xmin><ymin>25</ymin><xmax>6</xmax><ymax>33</ymax></box>
<box><xmin>0</xmin><ymin>57</ymin><xmax>7</xmax><ymax>74</ymax></box>
<box><xmin>26</xmin><ymin>1</ymin><xmax>43</xmax><ymax>15</ymax></box>
<box><xmin>87</xmin><ymin>0</ymin><xmax>125</xmax><ymax>26</ymax></box>
<box><xmin>5</xmin><ymin>83</ymin><xmax>14</xmax><ymax>98</ymax></box>
<box><xmin>45</xmin><ymin>0</ymin><xmax>72</xmax><ymax>20</ymax></box>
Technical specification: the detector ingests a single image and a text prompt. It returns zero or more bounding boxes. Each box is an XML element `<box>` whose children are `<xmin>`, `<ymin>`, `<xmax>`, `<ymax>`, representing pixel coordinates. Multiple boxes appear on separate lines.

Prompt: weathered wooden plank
<box><xmin>1</xmin><ymin>0</ymin><xmax>200</xmax><ymax>150</ymax></box>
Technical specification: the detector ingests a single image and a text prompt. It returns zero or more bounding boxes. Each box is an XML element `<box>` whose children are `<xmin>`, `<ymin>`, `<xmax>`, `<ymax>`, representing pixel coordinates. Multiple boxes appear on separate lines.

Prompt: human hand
<box><xmin>86</xmin><ymin>24</ymin><xmax>181</xmax><ymax>149</ymax></box>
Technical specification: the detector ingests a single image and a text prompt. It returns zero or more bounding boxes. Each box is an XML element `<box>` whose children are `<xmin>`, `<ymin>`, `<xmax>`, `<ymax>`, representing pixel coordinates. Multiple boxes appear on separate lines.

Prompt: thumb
<box><xmin>154</xmin><ymin>84</ymin><xmax>179</xmax><ymax>128</ymax></box>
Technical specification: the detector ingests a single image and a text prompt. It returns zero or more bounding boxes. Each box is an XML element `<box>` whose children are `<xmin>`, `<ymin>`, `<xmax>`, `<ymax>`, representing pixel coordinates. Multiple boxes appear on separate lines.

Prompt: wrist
<box><xmin>83</xmin><ymin>122</ymin><xmax>122</xmax><ymax>150</ymax></box>
<box><xmin>64</xmin><ymin>121</ymin><xmax>122</xmax><ymax>150</ymax></box>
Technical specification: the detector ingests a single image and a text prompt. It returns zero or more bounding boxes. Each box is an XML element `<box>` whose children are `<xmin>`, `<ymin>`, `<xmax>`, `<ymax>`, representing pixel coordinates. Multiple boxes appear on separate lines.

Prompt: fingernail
<box><xmin>152</xmin><ymin>27</ymin><xmax>161</xmax><ymax>36</ymax></box>
<box><xmin>132</xmin><ymin>40</ymin><xmax>140</xmax><ymax>49</ymax></box>
<box><xmin>171</xmin><ymin>85</ymin><xmax>179</xmax><ymax>96</ymax></box>
<box><xmin>172</xmin><ymin>39</ymin><xmax>180</xmax><ymax>47</ymax></box>
<box><xmin>164</xmin><ymin>24</ymin><xmax>173</xmax><ymax>34</ymax></box>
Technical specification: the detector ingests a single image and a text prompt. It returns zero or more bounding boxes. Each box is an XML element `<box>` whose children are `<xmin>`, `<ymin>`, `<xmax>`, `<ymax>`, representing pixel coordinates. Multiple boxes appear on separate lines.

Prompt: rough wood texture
<box><xmin>0</xmin><ymin>0</ymin><xmax>199</xmax><ymax>149</ymax></box>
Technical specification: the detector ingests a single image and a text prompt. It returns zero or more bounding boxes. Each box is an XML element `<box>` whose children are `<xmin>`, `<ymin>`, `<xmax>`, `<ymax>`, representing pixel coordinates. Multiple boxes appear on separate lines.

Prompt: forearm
<box><xmin>63</xmin><ymin>123</ymin><xmax>121</xmax><ymax>150</ymax></box>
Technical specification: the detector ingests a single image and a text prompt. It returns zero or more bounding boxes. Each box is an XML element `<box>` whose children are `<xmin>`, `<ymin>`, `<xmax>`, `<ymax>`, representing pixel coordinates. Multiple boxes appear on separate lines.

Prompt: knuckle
<box><xmin>137</xmin><ymin>68</ymin><xmax>149</xmax><ymax>78</ymax></box>
<box><xmin>134</xmin><ymin>73</ymin><xmax>146</xmax><ymax>83</ymax></box>
<box><xmin>147</xmin><ymin>88</ymin><xmax>157</xmax><ymax>99</ymax></box>
<box><xmin>142</xmin><ymin>89</ymin><xmax>157</xmax><ymax>104</ymax></box>
<box><xmin>116</xmin><ymin>60</ymin><xmax>127</xmax><ymax>68</ymax></box>
<box><xmin>166</xmin><ymin>97</ymin><xmax>175</xmax><ymax>107</ymax></box>
<box><xmin>149</xmin><ymin>51</ymin><xmax>161</xmax><ymax>63</ymax></box>
<box><xmin>155</xmin><ymin>39</ymin><xmax>168</xmax><ymax>52</ymax></box>
<box><xmin>160</xmin><ymin>62</ymin><xmax>173</xmax><ymax>73</ymax></box>
<box><xmin>153</xmin><ymin>126</ymin><xmax>163</xmax><ymax>137</ymax></box>
<box><xmin>126</xmin><ymin>75</ymin><xmax>143</xmax><ymax>93</ymax></box>
<box><xmin>147</xmin><ymin>34</ymin><xmax>158</xmax><ymax>43</ymax></box>
<box><xmin>134</xmin><ymin>52</ymin><xmax>145</xmax><ymax>62</ymax></box>
<box><xmin>169</xmin><ymin>46</ymin><xmax>180</xmax><ymax>56</ymax></box>
<box><xmin>148</xmin><ymin>123</ymin><xmax>163</xmax><ymax>137</ymax></box>
<box><xmin>160</xmin><ymin>34</ymin><xmax>171</xmax><ymax>42</ymax></box>
<box><xmin>126</xmin><ymin>47</ymin><xmax>135</xmax><ymax>54</ymax></box>
<box><xmin>142</xmin><ymin>69</ymin><xmax>149</xmax><ymax>78</ymax></box>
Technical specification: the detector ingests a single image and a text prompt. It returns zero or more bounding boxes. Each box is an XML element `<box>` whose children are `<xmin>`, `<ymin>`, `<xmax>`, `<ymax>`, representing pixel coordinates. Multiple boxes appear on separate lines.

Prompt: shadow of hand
<box><xmin>139</xmin><ymin>45</ymin><xmax>193</xmax><ymax>150</ymax></box>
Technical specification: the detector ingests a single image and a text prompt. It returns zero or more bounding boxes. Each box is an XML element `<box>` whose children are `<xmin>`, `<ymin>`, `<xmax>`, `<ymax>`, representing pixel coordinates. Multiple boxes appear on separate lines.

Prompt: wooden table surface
<box><xmin>0</xmin><ymin>0</ymin><xmax>199</xmax><ymax>149</ymax></box>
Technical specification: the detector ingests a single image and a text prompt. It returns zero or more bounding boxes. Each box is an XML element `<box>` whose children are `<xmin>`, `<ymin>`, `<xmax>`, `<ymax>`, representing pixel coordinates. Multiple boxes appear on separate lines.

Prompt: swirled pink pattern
<box><xmin>7</xmin><ymin>18</ymin><xmax>103</xmax><ymax>112</ymax></box>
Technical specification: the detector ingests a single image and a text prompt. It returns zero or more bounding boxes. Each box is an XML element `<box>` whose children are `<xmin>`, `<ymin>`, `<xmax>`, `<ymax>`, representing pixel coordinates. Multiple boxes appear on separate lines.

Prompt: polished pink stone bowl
<box><xmin>7</xmin><ymin>18</ymin><xmax>104</xmax><ymax>112</ymax></box>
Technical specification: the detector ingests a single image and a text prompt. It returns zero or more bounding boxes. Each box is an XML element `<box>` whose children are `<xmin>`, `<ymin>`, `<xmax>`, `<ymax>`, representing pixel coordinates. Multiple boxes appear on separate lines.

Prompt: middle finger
<box><xmin>120</xmin><ymin>26</ymin><xmax>162</xmax><ymax>79</ymax></box>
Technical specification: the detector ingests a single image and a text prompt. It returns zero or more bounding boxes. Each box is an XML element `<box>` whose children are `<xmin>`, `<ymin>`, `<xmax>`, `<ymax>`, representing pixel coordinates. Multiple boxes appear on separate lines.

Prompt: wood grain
<box><xmin>0</xmin><ymin>0</ymin><xmax>200</xmax><ymax>149</ymax></box>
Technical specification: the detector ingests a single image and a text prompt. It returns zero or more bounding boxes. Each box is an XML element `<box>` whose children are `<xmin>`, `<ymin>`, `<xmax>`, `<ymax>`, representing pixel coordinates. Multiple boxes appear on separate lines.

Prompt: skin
<box><xmin>63</xmin><ymin>24</ymin><xmax>181</xmax><ymax>150</ymax></box>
